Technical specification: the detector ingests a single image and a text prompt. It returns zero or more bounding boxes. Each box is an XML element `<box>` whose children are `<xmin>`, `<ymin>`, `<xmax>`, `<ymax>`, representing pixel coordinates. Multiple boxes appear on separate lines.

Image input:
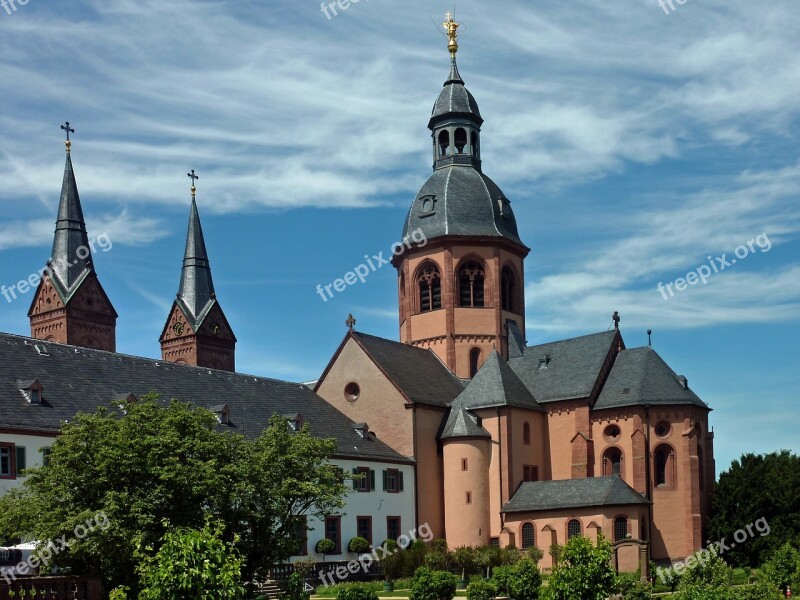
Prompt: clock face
<box><xmin>172</xmin><ymin>322</ymin><xmax>184</xmax><ymax>336</ymax></box>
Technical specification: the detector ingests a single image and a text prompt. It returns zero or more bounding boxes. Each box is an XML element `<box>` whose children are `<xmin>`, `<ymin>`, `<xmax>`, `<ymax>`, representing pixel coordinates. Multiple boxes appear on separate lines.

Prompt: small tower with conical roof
<box><xmin>394</xmin><ymin>15</ymin><xmax>530</xmax><ymax>378</ymax></box>
<box><xmin>28</xmin><ymin>124</ymin><xmax>118</xmax><ymax>351</ymax></box>
<box><xmin>159</xmin><ymin>172</ymin><xmax>236</xmax><ymax>371</ymax></box>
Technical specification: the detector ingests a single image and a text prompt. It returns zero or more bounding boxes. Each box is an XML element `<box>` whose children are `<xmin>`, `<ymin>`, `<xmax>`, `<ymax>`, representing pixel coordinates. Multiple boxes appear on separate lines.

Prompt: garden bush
<box><xmin>336</xmin><ymin>583</ymin><xmax>380</xmax><ymax>600</ymax></box>
<box><xmin>466</xmin><ymin>580</ymin><xmax>497</xmax><ymax>600</ymax></box>
<box><xmin>411</xmin><ymin>566</ymin><xmax>458</xmax><ymax>600</ymax></box>
<box><xmin>506</xmin><ymin>558</ymin><xmax>541</xmax><ymax>600</ymax></box>
<box><xmin>282</xmin><ymin>572</ymin><xmax>311</xmax><ymax>600</ymax></box>
<box><xmin>490</xmin><ymin>565</ymin><xmax>512</xmax><ymax>597</ymax></box>
<box><xmin>731</xmin><ymin>581</ymin><xmax>783</xmax><ymax>600</ymax></box>
<box><xmin>348</xmin><ymin>537</ymin><xmax>371</xmax><ymax>554</ymax></box>
<box><xmin>616</xmin><ymin>572</ymin><xmax>652</xmax><ymax>600</ymax></box>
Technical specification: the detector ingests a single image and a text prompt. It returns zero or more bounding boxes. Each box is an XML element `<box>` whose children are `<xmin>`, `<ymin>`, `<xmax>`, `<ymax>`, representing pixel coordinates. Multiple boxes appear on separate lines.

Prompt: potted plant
<box><xmin>348</xmin><ymin>536</ymin><xmax>372</xmax><ymax>555</ymax></box>
<box><xmin>316</xmin><ymin>538</ymin><xmax>336</xmax><ymax>562</ymax></box>
<box><xmin>379</xmin><ymin>539</ymin><xmax>403</xmax><ymax>592</ymax></box>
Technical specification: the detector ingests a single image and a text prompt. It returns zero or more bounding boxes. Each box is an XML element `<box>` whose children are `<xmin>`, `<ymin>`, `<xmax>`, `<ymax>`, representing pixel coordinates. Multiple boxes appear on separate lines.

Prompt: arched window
<box><xmin>567</xmin><ymin>519</ymin><xmax>582</xmax><ymax>539</ymax></box>
<box><xmin>459</xmin><ymin>260</ymin><xmax>485</xmax><ymax>307</ymax></box>
<box><xmin>603</xmin><ymin>448</ymin><xmax>623</xmax><ymax>477</ymax></box>
<box><xmin>614</xmin><ymin>517</ymin><xmax>628</xmax><ymax>542</ymax></box>
<box><xmin>654</xmin><ymin>444</ymin><xmax>675</xmax><ymax>488</ymax></box>
<box><xmin>438</xmin><ymin>130</ymin><xmax>450</xmax><ymax>157</ymax></box>
<box><xmin>471</xmin><ymin>131</ymin><xmax>479</xmax><ymax>157</ymax></box>
<box><xmin>501</xmin><ymin>266</ymin><xmax>516</xmax><ymax>312</ymax></box>
<box><xmin>523</xmin><ymin>422</ymin><xmax>531</xmax><ymax>445</ymax></box>
<box><xmin>521</xmin><ymin>523</ymin><xmax>535</xmax><ymax>549</ymax></box>
<box><xmin>399</xmin><ymin>272</ymin><xmax>405</xmax><ymax>299</ymax></box>
<box><xmin>469</xmin><ymin>348</ymin><xmax>481</xmax><ymax>378</ymax></box>
<box><xmin>454</xmin><ymin>128</ymin><xmax>468</xmax><ymax>154</ymax></box>
<box><xmin>698</xmin><ymin>446</ymin><xmax>705</xmax><ymax>490</ymax></box>
<box><xmin>417</xmin><ymin>263</ymin><xmax>442</xmax><ymax>313</ymax></box>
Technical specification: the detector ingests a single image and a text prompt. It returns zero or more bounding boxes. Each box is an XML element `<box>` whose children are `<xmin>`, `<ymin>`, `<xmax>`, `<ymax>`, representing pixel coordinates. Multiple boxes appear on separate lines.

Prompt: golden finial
<box><xmin>187</xmin><ymin>169</ymin><xmax>199</xmax><ymax>200</ymax></box>
<box><xmin>443</xmin><ymin>11</ymin><xmax>459</xmax><ymax>58</ymax></box>
<box><xmin>61</xmin><ymin>122</ymin><xmax>74</xmax><ymax>152</ymax></box>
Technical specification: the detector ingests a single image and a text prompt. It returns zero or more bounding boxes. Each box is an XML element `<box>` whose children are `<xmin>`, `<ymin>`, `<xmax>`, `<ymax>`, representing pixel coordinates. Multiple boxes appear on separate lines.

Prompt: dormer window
<box><xmin>285</xmin><ymin>413</ymin><xmax>303</xmax><ymax>432</ymax></box>
<box><xmin>212</xmin><ymin>404</ymin><xmax>230</xmax><ymax>425</ymax></box>
<box><xmin>419</xmin><ymin>195</ymin><xmax>436</xmax><ymax>217</ymax></box>
<box><xmin>18</xmin><ymin>380</ymin><xmax>43</xmax><ymax>405</ymax></box>
<box><xmin>538</xmin><ymin>355</ymin><xmax>550</xmax><ymax>369</ymax></box>
<box><xmin>498</xmin><ymin>197</ymin><xmax>511</xmax><ymax>219</ymax></box>
<box><xmin>353</xmin><ymin>423</ymin><xmax>371</xmax><ymax>439</ymax></box>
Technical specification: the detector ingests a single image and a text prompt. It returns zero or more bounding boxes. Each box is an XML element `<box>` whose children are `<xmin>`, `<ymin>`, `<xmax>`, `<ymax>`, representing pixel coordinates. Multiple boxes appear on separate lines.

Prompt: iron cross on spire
<box><xmin>187</xmin><ymin>169</ymin><xmax>199</xmax><ymax>199</ymax></box>
<box><xmin>61</xmin><ymin>122</ymin><xmax>75</xmax><ymax>151</ymax></box>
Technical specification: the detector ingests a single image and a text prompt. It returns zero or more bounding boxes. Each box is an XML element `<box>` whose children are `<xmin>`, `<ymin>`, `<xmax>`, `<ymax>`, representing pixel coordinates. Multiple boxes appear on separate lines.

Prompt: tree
<box><xmin>380</xmin><ymin>540</ymin><xmax>405</xmax><ymax>582</ymax></box>
<box><xmin>709</xmin><ymin>451</ymin><xmax>800</xmax><ymax>567</ymax></box>
<box><xmin>136</xmin><ymin>520</ymin><xmax>246</xmax><ymax>600</ymax></box>
<box><xmin>450</xmin><ymin>546</ymin><xmax>477</xmax><ymax>581</ymax></box>
<box><xmin>411</xmin><ymin>566</ymin><xmax>458</xmax><ymax>600</ymax></box>
<box><xmin>673</xmin><ymin>553</ymin><xmax>733</xmax><ymax>600</ymax></box>
<box><xmin>0</xmin><ymin>397</ymin><xmax>348</xmax><ymax>593</ymax></box>
<box><xmin>349</xmin><ymin>537</ymin><xmax>371</xmax><ymax>554</ymax></box>
<box><xmin>546</xmin><ymin>535</ymin><xmax>616</xmax><ymax>600</ymax></box>
<box><xmin>762</xmin><ymin>542</ymin><xmax>800</xmax><ymax>592</ymax></box>
<box><xmin>506</xmin><ymin>558</ymin><xmax>542</xmax><ymax>600</ymax></box>
<box><xmin>476</xmin><ymin>546</ymin><xmax>501</xmax><ymax>578</ymax></box>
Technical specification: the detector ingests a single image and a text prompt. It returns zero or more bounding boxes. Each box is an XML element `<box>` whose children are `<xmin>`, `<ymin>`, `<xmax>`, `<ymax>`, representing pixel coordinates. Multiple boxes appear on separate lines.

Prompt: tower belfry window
<box><xmin>438</xmin><ymin>130</ymin><xmax>451</xmax><ymax>157</ymax></box>
<box><xmin>471</xmin><ymin>131</ymin><xmax>479</xmax><ymax>157</ymax></box>
<box><xmin>459</xmin><ymin>260</ymin><xmax>485</xmax><ymax>308</ymax></box>
<box><xmin>418</xmin><ymin>263</ymin><xmax>442</xmax><ymax>312</ymax></box>
<box><xmin>454</xmin><ymin>128</ymin><xmax>468</xmax><ymax>154</ymax></box>
<box><xmin>501</xmin><ymin>266</ymin><xmax>517</xmax><ymax>312</ymax></box>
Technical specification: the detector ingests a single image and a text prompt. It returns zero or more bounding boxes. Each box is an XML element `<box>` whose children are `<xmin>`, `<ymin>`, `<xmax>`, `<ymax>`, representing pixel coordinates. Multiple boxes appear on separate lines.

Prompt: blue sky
<box><xmin>0</xmin><ymin>0</ymin><xmax>798</xmax><ymax>475</ymax></box>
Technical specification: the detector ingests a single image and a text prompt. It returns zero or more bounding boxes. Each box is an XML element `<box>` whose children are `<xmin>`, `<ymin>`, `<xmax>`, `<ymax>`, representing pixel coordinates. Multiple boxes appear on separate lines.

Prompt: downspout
<box><xmin>497</xmin><ymin>407</ymin><xmax>504</xmax><ymax>537</ymax></box>
<box><xmin>412</xmin><ymin>407</ymin><xmax>419</xmax><ymax>531</ymax></box>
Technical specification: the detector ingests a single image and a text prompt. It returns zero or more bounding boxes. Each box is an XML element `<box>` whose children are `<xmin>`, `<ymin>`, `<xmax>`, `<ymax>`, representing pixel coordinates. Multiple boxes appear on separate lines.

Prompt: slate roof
<box><xmin>429</xmin><ymin>58</ymin><xmax>482</xmax><ymax>126</ymax></box>
<box><xmin>441</xmin><ymin>404</ymin><xmax>491</xmax><ymax>440</ymax></box>
<box><xmin>454</xmin><ymin>351</ymin><xmax>544</xmax><ymax>412</ymax></box>
<box><xmin>351</xmin><ymin>332</ymin><xmax>464</xmax><ymax>407</ymax></box>
<box><xmin>509</xmin><ymin>331</ymin><xmax>619</xmax><ymax>403</ymax></box>
<box><xmin>176</xmin><ymin>198</ymin><xmax>217</xmax><ymax>329</ymax></box>
<box><xmin>0</xmin><ymin>333</ymin><xmax>410</xmax><ymax>464</ymax></box>
<box><xmin>594</xmin><ymin>347</ymin><xmax>708</xmax><ymax>411</ymax></box>
<box><xmin>503</xmin><ymin>476</ymin><xmax>650</xmax><ymax>513</ymax></box>
<box><xmin>401</xmin><ymin>165</ymin><xmax>526</xmax><ymax>248</ymax></box>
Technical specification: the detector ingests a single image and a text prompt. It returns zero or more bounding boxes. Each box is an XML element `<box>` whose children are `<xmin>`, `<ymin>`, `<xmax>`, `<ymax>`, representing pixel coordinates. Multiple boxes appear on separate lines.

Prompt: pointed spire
<box><xmin>50</xmin><ymin>125</ymin><xmax>93</xmax><ymax>294</ymax></box>
<box><xmin>444</xmin><ymin>56</ymin><xmax>464</xmax><ymax>86</ymax></box>
<box><xmin>177</xmin><ymin>172</ymin><xmax>216</xmax><ymax>326</ymax></box>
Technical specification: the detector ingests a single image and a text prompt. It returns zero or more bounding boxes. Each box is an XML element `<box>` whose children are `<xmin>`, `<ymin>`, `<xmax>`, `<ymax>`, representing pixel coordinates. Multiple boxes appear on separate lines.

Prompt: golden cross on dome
<box><xmin>443</xmin><ymin>11</ymin><xmax>459</xmax><ymax>58</ymax></box>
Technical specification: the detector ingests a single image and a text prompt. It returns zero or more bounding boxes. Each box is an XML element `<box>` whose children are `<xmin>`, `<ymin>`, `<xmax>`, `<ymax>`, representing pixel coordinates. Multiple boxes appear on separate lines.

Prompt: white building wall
<box><xmin>296</xmin><ymin>458</ymin><xmax>416</xmax><ymax>562</ymax></box>
<box><xmin>0</xmin><ymin>432</ymin><xmax>54</xmax><ymax>496</ymax></box>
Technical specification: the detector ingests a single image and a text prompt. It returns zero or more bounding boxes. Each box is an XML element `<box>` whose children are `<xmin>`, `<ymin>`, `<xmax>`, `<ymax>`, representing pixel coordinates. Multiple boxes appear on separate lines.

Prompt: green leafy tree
<box><xmin>136</xmin><ymin>520</ymin><xmax>246</xmax><ymax>600</ymax></box>
<box><xmin>673</xmin><ymin>553</ymin><xmax>733</xmax><ymax>600</ymax></box>
<box><xmin>762</xmin><ymin>542</ymin><xmax>800</xmax><ymax>591</ymax></box>
<box><xmin>499</xmin><ymin>544</ymin><xmax>522</xmax><ymax>566</ymax></box>
<box><xmin>450</xmin><ymin>546</ymin><xmax>478</xmax><ymax>581</ymax></box>
<box><xmin>476</xmin><ymin>546</ymin><xmax>501</xmax><ymax>579</ymax></box>
<box><xmin>546</xmin><ymin>535</ymin><xmax>616</xmax><ymax>600</ymax></box>
<box><xmin>506</xmin><ymin>558</ymin><xmax>542</xmax><ymax>600</ymax></box>
<box><xmin>380</xmin><ymin>540</ymin><xmax>405</xmax><ymax>582</ymax></box>
<box><xmin>349</xmin><ymin>537</ymin><xmax>371</xmax><ymax>554</ymax></box>
<box><xmin>0</xmin><ymin>397</ymin><xmax>347</xmax><ymax>593</ymax></box>
<box><xmin>411</xmin><ymin>567</ymin><xmax>458</xmax><ymax>600</ymax></box>
<box><xmin>466</xmin><ymin>580</ymin><xmax>497</xmax><ymax>600</ymax></box>
<box><xmin>282</xmin><ymin>572</ymin><xmax>312</xmax><ymax>600</ymax></box>
<box><xmin>709</xmin><ymin>451</ymin><xmax>800</xmax><ymax>567</ymax></box>
<box><xmin>616</xmin><ymin>572</ymin><xmax>652</xmax><ymax>600</ymax></box>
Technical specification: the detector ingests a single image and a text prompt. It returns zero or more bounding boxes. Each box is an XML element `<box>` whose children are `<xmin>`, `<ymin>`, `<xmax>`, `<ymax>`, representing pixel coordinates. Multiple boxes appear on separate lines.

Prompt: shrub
<box><xmin>491</xmin><ymin>565</ymin><xmax>512</xmax><ymax>597</ymax></box>
<box><xmin>547</xmin><ymin>535</ymin><xmax>615</xmax><ymax>600</ymax></box>
<box><xmin>450</xmin><ymin>546</ymin><xmax>478</xmax><ymax>580</ymax></box>
<box><xmin>336</xmin><ymin>584</ymin><xmax>380</xmax><ymax>600</ymax></box>
<box><xmin>762</xmin><ymin>542</ymin><xmax>800</xmax><ymax>590</ymax></box>
<box><xmin>527</xmin><ymin>546</ymin><xmax>544</xmax><ymax>563</ymax></box>
<box><xmin>506</xmin><ymin>558</ymin><xmax>542</xmax><ymax>600</ymax></box>
<box><xmin>466</xmin><ymin>580</ymin><xmax>497</xmax><ymax>600</ymax></box>
<box><xmin>316</xmin><ymin>538</ymin><xmax>336</xmax><ymax>555</ymax></box>
<box><xmin>731</xmin><ymin>581</ymin><xmax>783</xmax><ymax>600</ymax></box>
<box><xmin>499</xmin><ymin>545</ymin><xmax>522</xmax><ymax>566</ymax></box>
<box><xmin>616</xmin><ymin>572</ymin><xmax>652</xmax><ymax>600</ymax></box>
<box><xmin>282</xmin><ymin>572</ymin><xmax>311</xmax><ymax>600</ymax></box>
<box><xmin>411</xmin><ymin>566</ymin><xmax>458</xmax><ymax>600</ymax></box>
<box><xmin>404</xmin><ymin>539</ymin><xmax>429</xmax><ymax>576</ymax></box>
<box><xmin>348</xmin><ymin>537</ymin><xmax>371</xmax><ymax>554</ymax></box>
<box><xmin>380</xmin><ymin>540</ymin><xmax>405</xmax><ymax>582</ymax></box>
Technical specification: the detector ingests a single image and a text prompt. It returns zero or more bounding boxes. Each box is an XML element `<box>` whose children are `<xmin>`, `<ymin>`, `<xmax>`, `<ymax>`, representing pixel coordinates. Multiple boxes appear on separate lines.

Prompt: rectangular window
<box><xmin>466</xmin><ymin>491</ymin><xmax>472</xmax><ymax>504</ymax></box>
<box><xmin>383</xmin><ymin>468</ymin><xmax>403</xmax><ymax>493</ymax></box>
<box><xmin>357</xmin><ymin>516</ymin><xmax>373</xmax><ymax>545</ymax></box>
<box><xmin>42</xmin><ymin>447</ymin><xmax>51</xmax><ymax>467</ymax></box>
<box><xmin>16</xmin><ymin>447</ymin><xmax>26</xmax><ymax>475</ymax></box>
<box><xmin>461</xmin><ymin>458</ymin><xmax>468</xmax><ymax>471</ymax></box>
<box><xmin>292</xmin><ymin>516</ymin><xmax>308</xmax><ymax>555</ymax></box>
<box><xmin>0</xmin><ymin>444</ymin><xmax>14</xmax><ymax>479</ymax></box>
<box><xmin>325</xmin><ymin>516</ymin><xmax>342</xmax><ymax>555</ymax></box>
<box><xmin>523</xmin><ymin>465</ymin><xmax>539</xmax><ymax>482</ymax></box>
<box><xmin>490</xmin><ymin>538</ymin><xmax>500</xmax><ymax>548</ymax></box>
<box><xmin>387</xmin><ymin>517</ymin><xmax>401</xmax><ymax>543</ymax></box>
<box><xmin>353</xmin><ymin>467</ymin><xmax>375</xmax><ymax>492</ymax></box>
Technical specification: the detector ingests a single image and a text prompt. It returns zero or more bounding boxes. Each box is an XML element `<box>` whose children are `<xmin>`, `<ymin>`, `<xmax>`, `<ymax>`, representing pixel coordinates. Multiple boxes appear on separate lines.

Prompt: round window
<box><xmin>344</xmin><ymin>382</ymin><xmax>361</xmax><ymax>402</ymax></box>
<box><xmin>604</xmin><ymin>424</ymin><xmax>621</xmax><ymax>441</ymax></box>
<box><xmin>655</xmin><ymin>421</ymin><xmax>671</xmax><ymax>438</ymax></box>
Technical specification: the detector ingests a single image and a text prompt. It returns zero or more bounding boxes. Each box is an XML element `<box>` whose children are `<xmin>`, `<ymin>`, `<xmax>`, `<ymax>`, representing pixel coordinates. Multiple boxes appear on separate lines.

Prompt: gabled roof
<box><xmin>594</xmin><ymin>347</ymin><xmax>708</xmax><ymax>411</ymax></box>
<box><xmin>441</xmin><ymin>403</ymin><xmax>491</xmax><ymax>440</ymax></box>
<box><xmin>503</xmin><ymin>476</ymin><xmax>650</xmax><ymax>513</ymax></box>
<box><xmin>509</xmin><ymin>331</ymin><xmax>620</xmax><ymax>403</ymax></box>
<box><xmin>348</xmin><ymin>332</ymin><xmax>465</xmax><ymax>407</ymax></box>
<box><xmin>454</xmin><ymin>351</ymin><xmax>544</xmax><ymax>412</ymax></box>
<box><xmin>0</xmin><ymin>333</ymin><xmax>410</xmax><ymax>464</ymax></box>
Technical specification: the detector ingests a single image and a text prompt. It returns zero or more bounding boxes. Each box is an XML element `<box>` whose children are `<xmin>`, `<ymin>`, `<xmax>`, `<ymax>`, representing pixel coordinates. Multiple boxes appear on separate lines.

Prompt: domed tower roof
<box><xmin>429</xmin><ymin>60</ymin><xmax>483</xmax><ymax>127</ymax></box>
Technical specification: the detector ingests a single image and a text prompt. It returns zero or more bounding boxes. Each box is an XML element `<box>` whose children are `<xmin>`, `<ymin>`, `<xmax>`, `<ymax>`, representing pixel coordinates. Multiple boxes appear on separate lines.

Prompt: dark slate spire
<box><xmin>49</xmin><ymin>147</ymin><xmax>93</xmax><ymax>296</ymax></box>
<box><xmin>445</xmin><ymin>56</ymin><xmax>464</xmax><ymax>85</ymax></box>
<box><xmin>177</xmin><ymin>196</ymin><xmax>216</xmax><ymax>328</ymax></box>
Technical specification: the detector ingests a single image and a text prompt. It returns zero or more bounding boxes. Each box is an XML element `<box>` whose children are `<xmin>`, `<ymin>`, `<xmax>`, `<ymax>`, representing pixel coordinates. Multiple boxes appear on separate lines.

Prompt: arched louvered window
<box><xmin>603</xmin><ymin>448</ymin><xmax>623</xmax><ymax>477</ymax></box>
<box><xmin>459</xmin><ymin>260</ymin><xmax>485</xmax><ymax>308</ymax></box>
<box><xmin>567</xmin><ymin>519</ymin><xmax>582</xmax><ymax>539</ymax></box>
<box><xmin>654</xmin><ymin>444</ymin><xmax>675</xmax><ymax>487</ymax></box>
<box><xmin>455</xmin><ymin>128</ymin><xmax>468</xmax><ymax>154</ymax></box>
<box><xmin>417</xmin><ymin>263</ymin><xmax>442</xmax><ymax>313</ymax></box>
<box><xmin>438</xmin><ymin>130</ymin><xmax>451</xmax><ymax>157</ymax></box>
<box><xmin>501</xmin><ymin>266</ymin><xmax>516</xmax><ymax>312</ymax></box>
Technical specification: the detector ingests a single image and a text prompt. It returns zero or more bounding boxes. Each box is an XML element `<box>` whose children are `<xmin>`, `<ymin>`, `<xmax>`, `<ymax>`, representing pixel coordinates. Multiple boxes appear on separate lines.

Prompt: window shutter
<box><xmin>15</xmin><ymin>447</ymin><xmax>25</xmax><ymax>473</ymax></box>
<box><xmin>352</xmin><ymin>467</ymin><xmax>358</xmax><ymax>490</ymax></box>
<box><xmin>370</xmin><ymin>470</ymin><xmax>376</xmax><ymax>492</ymax></box>
<box><xmin>398</xmin><ymin>471</ymin><xmax>404</xmax><ymax>492</ymax></box>
<box><xmin>383</xmin><ymin>470</ymin><xmax>388</xmax><ymax>491</ymax></box>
